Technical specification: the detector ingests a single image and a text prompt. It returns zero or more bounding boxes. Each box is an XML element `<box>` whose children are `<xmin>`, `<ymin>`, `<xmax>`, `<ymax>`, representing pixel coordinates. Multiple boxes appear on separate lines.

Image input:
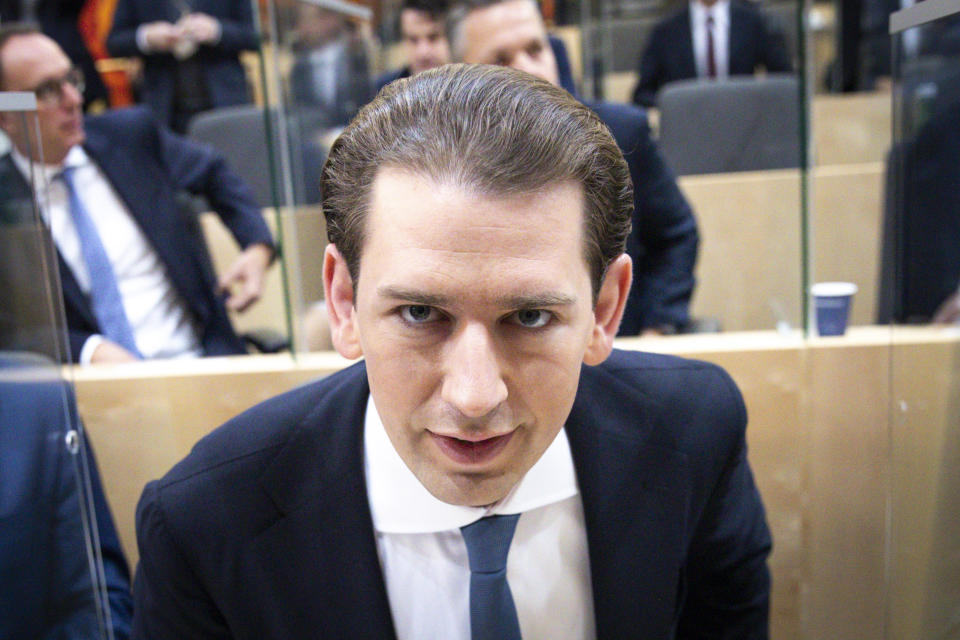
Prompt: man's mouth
<box><xmin>430</xmin><ymin>431</ymin><xmax>514</xmax><ymax>465</ymax></box>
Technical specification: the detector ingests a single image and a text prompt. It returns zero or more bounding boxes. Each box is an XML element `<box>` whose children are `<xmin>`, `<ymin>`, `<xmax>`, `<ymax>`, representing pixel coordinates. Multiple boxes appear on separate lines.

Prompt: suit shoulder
<box><xmin>578</xmin><ymin>349</ymin><xmax>747</xmax><ymax>447</ymax></box>
<box><xmin>586</xmin><ymin>100</ymin><xmax>651</xmax><ymax>148</ymax></box>
<box><xmin>154</xmin><ymin>360</ymin><xmax>368</xmax><ymax>489</ymax></box>
<box><xmin>374</xmin><ymin>67</ymin><xmax>408</xmax><ymax>93</ymax></box>
<box><xmin>654</xmin><ymin>7</ymin><xmax>690</xmax><ymax>34</ymax></box>
<box><xmin>598</xmin><ymin>348</ymin><xmax>741</xmax><ymax>397</ymax></box>
<box><xmin>85</xmin><ymin>106</ymin><xmax>159</xmax><ymax>141</ymax></box>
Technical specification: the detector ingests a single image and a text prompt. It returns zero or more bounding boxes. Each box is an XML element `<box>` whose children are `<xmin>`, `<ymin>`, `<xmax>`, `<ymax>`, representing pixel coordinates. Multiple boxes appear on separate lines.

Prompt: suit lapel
<box><xmin>82</xmin><ymin>121</ymin><xmax>213</xmax><ymax>324</ymax></box>
<box><xmin>728</xmin><ymin>4</ymin><xmax>750</xmax><ymax>73</ymax></box>
<box><xmin>677</xmin><ymin>9</ymin><xmax>698</xmax><ymax>79</ymax></box>
<box><xmin>245</xmin><ymin>367</ymin><xmax>397</xmax><ymax>638</ymax></box>
<box><xmin>566</xmin><ymin>365</ymin><xmax>691</xmax><ymax>639</ymax></box>
<box><xmin>0</xmin><ymin>154</ymin><xmax>96</xmax><ymax>330</ymax></box>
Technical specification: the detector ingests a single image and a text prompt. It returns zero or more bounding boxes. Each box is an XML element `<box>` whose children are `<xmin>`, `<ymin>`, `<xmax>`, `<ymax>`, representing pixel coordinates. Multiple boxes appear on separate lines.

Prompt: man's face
<box><xmin>401</xmin><ymin>9</ymin><xmax>450</xmax><ymax>75</ymax></box>
<box><xmin>0</xmin><ymin>34</ymin><xmax>84</xmax><ymax>164</ymax></box>
<box><xmin>458</xmin><ymin>0</ymin><xmax>559</xmax><ymax>86</ymax></box>
<box><xmin>324</xmin><ymin>168</ymin><xmax>627</xmax><ymax>506</ymax></box>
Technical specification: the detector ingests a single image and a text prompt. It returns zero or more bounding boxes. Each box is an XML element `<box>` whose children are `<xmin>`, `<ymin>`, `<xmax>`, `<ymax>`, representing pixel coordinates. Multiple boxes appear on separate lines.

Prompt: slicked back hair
<box><xmin>320</xmin><ymin>63</ymin><xmax>633</xmax><ymax>298</ymax></box>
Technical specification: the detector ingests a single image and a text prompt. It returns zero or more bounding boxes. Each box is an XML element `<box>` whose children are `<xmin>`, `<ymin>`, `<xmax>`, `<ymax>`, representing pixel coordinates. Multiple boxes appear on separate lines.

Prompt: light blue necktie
<box><xmin>60</xmin><ymin>166</ymin><xmax>142</xmax><ymax>358</ymax></box>
<box><xmin>461</xmin><ymin>514</ymin><xmax>523</xmax><ymax>640</ymax></box>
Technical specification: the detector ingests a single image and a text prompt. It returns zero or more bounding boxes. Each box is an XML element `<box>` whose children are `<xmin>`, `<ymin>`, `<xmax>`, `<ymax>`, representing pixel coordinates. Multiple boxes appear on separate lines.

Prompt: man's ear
<box><xmin>322</xmin><ymin>243</ymin><xmax>363</xmax><ymax>359</ymax></box>
<box><xmin>583</xmin><ymin>253</ymin><xmax>632</xmax><ymax>366</ymax></box>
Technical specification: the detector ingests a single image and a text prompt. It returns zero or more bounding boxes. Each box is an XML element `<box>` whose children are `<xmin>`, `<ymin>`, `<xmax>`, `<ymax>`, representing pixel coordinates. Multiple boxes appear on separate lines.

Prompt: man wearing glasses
<box><xmin>0</xmin><ymin>24</ymin><xmax>274</xmax><ymax>364</ymax></box>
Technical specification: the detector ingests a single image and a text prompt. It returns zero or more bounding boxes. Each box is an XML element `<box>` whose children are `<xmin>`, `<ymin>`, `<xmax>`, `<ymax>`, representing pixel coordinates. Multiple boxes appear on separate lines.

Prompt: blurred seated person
<box><xmin>449</xmin><ymin>0</ymin><xmax>700</xmax><ymax>334</ymax></box>
<box><xmin>0</xmin><ymin>0</ymin><xmax>109</xmax><ymax>110</ymax></box>
<box><xmin>0</xmin><ymin>25</ymin><xmax>274</xmax><ymax>364</ymax></box>
<box><xmin>632</xmin><ymin>0</ymin><xmax>792</xmax><ymax>108</ymax></box>
<box><xmin>878</xmin><ymin>73</ymin><xmax>960</xmax><ymax>325</ymax></box>
<box><xmin>106</xmin><ymin>0</ymin><xmax>258</xmax><ymax>133</ymax></box>
<box><xmin>0</xmin><ymin>352</ymin><xmax>132</xmax><ymax>639</ymax></box>
<box><xmin>373</xmin><ymin>0</ymin><xmax>450</xmax><ymax>93</ymax></box>
<box><xmin>289</xmin><ymin>2</ymin><xmax>372</xmax><ymax>127</ymax></box>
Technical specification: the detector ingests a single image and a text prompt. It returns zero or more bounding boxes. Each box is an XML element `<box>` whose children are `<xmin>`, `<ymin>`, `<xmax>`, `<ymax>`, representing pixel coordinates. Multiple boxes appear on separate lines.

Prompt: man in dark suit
<box><xmin>373</xmin><ymin>0</ymin><xmax>450</xmax><ymax>94</ymax></box>
<box><xmin>0</xmin><ymin>352</ymin><xmax>132</xmax><ymax>639</ymax></box>
<box><xmin>106</xmin><ymin>0</ymin><xmax>258</xmax><ymax>132</ymax></box>
<box><xmin>632</xmin><ymin>0</ymin><xmax>792</xmax><ymax>107</ymax></box>
<box><xmin>132</xmin><ymin>64</ymin><xmax>770</xmax><ymax>638</ymax></box>
<box><xmin>448</xmin><ymin>0</ymin><xmax>699</xmax><ymax>335</ymax></box>
<box><xmin>0</xmin><ymin>25</ymin><xmax>274</xmax><ymax>363</ymax></box>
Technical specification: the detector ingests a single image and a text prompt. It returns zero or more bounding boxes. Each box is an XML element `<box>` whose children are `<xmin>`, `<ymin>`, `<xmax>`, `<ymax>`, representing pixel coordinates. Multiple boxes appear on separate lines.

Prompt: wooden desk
<box><xmin>75</xmin><ymin>327</ymin><xmax>960</xmax><ymax>639</ymax></box>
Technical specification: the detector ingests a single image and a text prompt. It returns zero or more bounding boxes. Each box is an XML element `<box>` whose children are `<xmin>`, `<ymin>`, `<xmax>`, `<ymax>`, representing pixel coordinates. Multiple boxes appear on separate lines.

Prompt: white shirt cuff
<box><xmin>135</xmin><ymin>25</ymin><xmax>152</xmax><ymax>54</ymax></box>
<box><xmin>79</xmin><ymin>334</ymin><xmax>105</xmax><ymax>365</ymax></box>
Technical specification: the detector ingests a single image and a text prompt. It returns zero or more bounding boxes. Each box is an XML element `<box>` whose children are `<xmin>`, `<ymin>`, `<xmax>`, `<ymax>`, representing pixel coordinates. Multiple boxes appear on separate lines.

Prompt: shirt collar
<box><xmin>691</xmin><ymin>0</ymin><xmax>730</xmax><ymax>26</ymax></box>
<box><xmin>364</xmin><ymin>394</ymin><xmax>580</xmax><ymax>534</ymax></box>
<box><xmin>11</xmin><ymin>144</ymin><xmax>88</xmax><ymax>188</ymax></box>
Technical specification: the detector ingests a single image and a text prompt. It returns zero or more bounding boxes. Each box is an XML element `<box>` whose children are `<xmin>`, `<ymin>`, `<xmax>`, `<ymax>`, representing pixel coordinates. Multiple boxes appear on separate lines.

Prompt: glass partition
<box><xmin>582</xmin><ymin>0</ymin><xmax>809</xmax><ymax>333</ymax></box>
<box><xmin>885</xmin><ymin>2</ymin><xmax>960</xmax><ymax>637</ymax></box>
<box><xmin>256</xmin><ymin>0</ymin><xmax>376</xmax><ymax>353</ymax></box>
<box><xmin>0</xmin><ymin>93</ymin><xmax>125</xmax><ymax>639</ymax></box>
<box><xmin>259</xmin><ymin>0</ymin><xmax>812</xmax><ymax>339</ymax></box>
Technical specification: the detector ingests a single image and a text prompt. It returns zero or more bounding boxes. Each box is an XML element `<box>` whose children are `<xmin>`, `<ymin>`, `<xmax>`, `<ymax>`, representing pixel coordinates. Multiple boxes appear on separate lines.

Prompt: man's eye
<box><xmin>35</xmin><ymin>81</ymin><xmax>59</xmax><ymax>101</ymax></box>
<box><xmin>510</xmin><ymin>309</ymin><xmax>551</xmax><ymax>328</ymax></box>
<box><xmin>401</xmin><ymin>305</ymin><xmax>437</xmax><ymax>323</ymax></box>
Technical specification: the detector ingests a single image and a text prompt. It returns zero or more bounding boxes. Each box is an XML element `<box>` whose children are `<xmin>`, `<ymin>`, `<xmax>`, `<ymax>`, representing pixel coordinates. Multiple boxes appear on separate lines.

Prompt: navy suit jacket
<box><xmin>633</xmin><ymin>1</ymin><xmax>793</xmax><ymax>107</ymax></box>
<box><xmin>0</xmin><ymin>353</ymin><xmax>132</xmax><ymax>640</ymax></box>
<box><xmin>132</xmin><ymin>350</ymin><xmax>771</xmax><ymax>639</ymax></box>
<box><xmin>0</xmin><ymin>107</ymin><xmax>273</xmax><ymax>362</ymax></box>
<box><xmin>589</xmin><ymin>101</ymin><xmax>699</xmax><ymax>333</ymax></box>
<box><xmin>106</xmin><ymin>0</ymin><xmax>258</xmax><ymax>128</ymax></box>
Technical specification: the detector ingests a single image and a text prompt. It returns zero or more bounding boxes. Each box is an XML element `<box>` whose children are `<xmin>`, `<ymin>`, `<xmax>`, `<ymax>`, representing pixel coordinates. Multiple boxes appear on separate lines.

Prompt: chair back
<box><xmin>657</xmin><ymin>74</ymin><xmax>801</xmax><ymax>176</ymax></box>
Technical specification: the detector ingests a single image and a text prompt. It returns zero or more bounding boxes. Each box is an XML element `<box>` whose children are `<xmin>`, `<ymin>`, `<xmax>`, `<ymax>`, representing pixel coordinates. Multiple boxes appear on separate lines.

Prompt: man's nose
<box><xmin>61</xmin><ymin>81</ymin><xmax>82</xmax><ymax>108</ymax></box>
<box><xmin>441</xmin><ymin>323</ymin><xmax>508</xmax><ymax>419</ymax></box>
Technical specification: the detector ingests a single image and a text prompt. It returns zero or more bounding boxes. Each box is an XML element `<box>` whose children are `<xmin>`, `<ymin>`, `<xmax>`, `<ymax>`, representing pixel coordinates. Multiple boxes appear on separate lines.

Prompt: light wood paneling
<box><xmin>812</xmin><ymin>91</ymin><xmax>891</xmax><ymax>166</ymax></box>
<box><xmin>75</xmin><ymin>328</ymin><xmax>960</xmax><ymax>639</ymax></box>
<box><xmin>679</xmin><ymin>169</ymin><xmax>804</xmax><ymax>332</ymax></box>
<box><xmin>811</xmin><ymin>163</ymin><xmax>885</xmax><ymax>327</ymax></box>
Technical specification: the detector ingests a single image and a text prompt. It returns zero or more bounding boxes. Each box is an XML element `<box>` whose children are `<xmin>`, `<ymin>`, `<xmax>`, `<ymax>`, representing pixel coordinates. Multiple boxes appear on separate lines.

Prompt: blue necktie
<box><xmin>461</xmin><ymin>514</ymin><xmax>523</xmax><ymax>640</ymax></box>
<box><xmin>59</xmin><ymin>166</ymin><xmax>142</xmax><ymax>358</ymax></box>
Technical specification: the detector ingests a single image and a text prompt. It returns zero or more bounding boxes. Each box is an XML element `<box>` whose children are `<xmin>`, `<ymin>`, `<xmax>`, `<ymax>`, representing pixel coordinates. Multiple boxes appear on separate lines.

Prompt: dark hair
<box><xmin>321</xmin><ymin>63</ymin><xmax>632</xmax><ymax>297</ymax></box>
<box><xmin>0</xmin><ymin>23</ymin><xmax>42</xmax><ymax>90</ymax></box>
<box><xmin>401</xmin><ymin>0</ymin><xmax>450</xmax><ymax>21</ymax></box>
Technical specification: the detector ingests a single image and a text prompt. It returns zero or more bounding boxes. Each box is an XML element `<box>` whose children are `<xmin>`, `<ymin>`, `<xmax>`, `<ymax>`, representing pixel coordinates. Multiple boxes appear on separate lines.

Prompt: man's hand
<box><xmin>90</xmin><ymin>340</ymin><xmax>139</xmax><ymax>364</ymax></box>
<box><xmin>932</xmin><ymin>291</ymin><xmax>960</xmax><ymax>324</ymax></box>
<box><xmin>141</xmin><ymin>21</ymin><xmax>182</xmax><ymax>53</ymax></box>
<box><xmin>219</xmin><ymin>243</ymin><xmax>273</xmax><ymax>313</ymax></box>
<box><xmin>178</xmin><ymin>13</ymin><xmax>221</xmax><ymax>45</ymax></box>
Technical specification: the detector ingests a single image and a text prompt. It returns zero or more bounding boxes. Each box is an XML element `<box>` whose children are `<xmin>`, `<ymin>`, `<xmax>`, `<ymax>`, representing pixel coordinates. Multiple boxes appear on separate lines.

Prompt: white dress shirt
<box><xmin>13</xmin><ymin>146</ymin><xmax>203</xmax><ymax>363</ymax></box>
<box><xmin>690</xmin><ymin>0</ymin><xmax>731</xmax><ymax>79</ymax></box>
<box><xmin>364</xmin><ymin>395</ymin><xmax>596</xmax><ymax>640</ymax></box>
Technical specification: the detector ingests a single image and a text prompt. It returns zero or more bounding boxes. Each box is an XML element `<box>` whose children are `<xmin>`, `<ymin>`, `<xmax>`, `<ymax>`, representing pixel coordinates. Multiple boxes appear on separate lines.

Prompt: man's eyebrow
<box><xmin>501</xmin><ymin>292</ymin><xmax>576</xmax><ymax>308</ymax></box>
<box><xmin>376</xmin><ymin>286</ymin><xmax>575</xmax><ymax>308</ymax></box>
<box><xmin>377</xmin><ymin>286</ymin><xmax>451</xmax><ymax>306</ymax></box>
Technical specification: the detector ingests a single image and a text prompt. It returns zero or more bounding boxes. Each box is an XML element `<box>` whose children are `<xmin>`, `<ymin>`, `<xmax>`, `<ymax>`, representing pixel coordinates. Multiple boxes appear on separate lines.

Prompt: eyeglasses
<box><xmin>30</xmin><ymin>68</ymin><xmax>85</xmax><ymax>107</ymax></box>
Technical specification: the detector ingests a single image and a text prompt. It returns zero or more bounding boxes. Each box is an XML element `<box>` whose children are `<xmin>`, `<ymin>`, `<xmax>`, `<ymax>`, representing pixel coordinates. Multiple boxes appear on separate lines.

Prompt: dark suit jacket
<box><xmin>633</xmin><ymin>1</ymin><xmax>793</xmax><ymax>107</ymax></box>
<box><xmin>0</xmin><ymin>106</ymin><xmax>273</xmax><ymax>362</ymax></box>
<box><xmin>132</xmin><ymin>350</ymin><xmax>772</xmax><ymax>639</ymax></box>
<box><xmin>590</xmin><ymin>101</ymin><xmax>699</xmax><ymax>333</ymax></box>
<box><xmin>0</xmin><ymin>352</ymin><xmax>132</xmax><ymax>640</ymax></box>
<box><xmin>373</xmin><ymin>65</ymin><xmax>410</xmax><ymax>95</ymax></box>
<box><xmin>106</xmin><ymin>0</ymin><xmax>258</xmax><ymax>128</ymax></box>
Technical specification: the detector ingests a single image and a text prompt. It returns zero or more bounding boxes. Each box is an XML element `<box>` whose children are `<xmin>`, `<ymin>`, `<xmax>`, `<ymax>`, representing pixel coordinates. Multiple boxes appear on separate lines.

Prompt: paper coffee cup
<box><xmin>811</xmin><ymin>282</ymin><xmax>858</xmax><ymax>336</ymax></box>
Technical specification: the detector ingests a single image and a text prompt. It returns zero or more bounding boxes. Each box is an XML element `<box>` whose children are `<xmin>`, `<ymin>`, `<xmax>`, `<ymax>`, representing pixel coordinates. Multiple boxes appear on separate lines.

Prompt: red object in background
<box><xmin>78</xmin><ymin>0</ymin><xmax>134</xmax><ymax>107</ymax></box>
